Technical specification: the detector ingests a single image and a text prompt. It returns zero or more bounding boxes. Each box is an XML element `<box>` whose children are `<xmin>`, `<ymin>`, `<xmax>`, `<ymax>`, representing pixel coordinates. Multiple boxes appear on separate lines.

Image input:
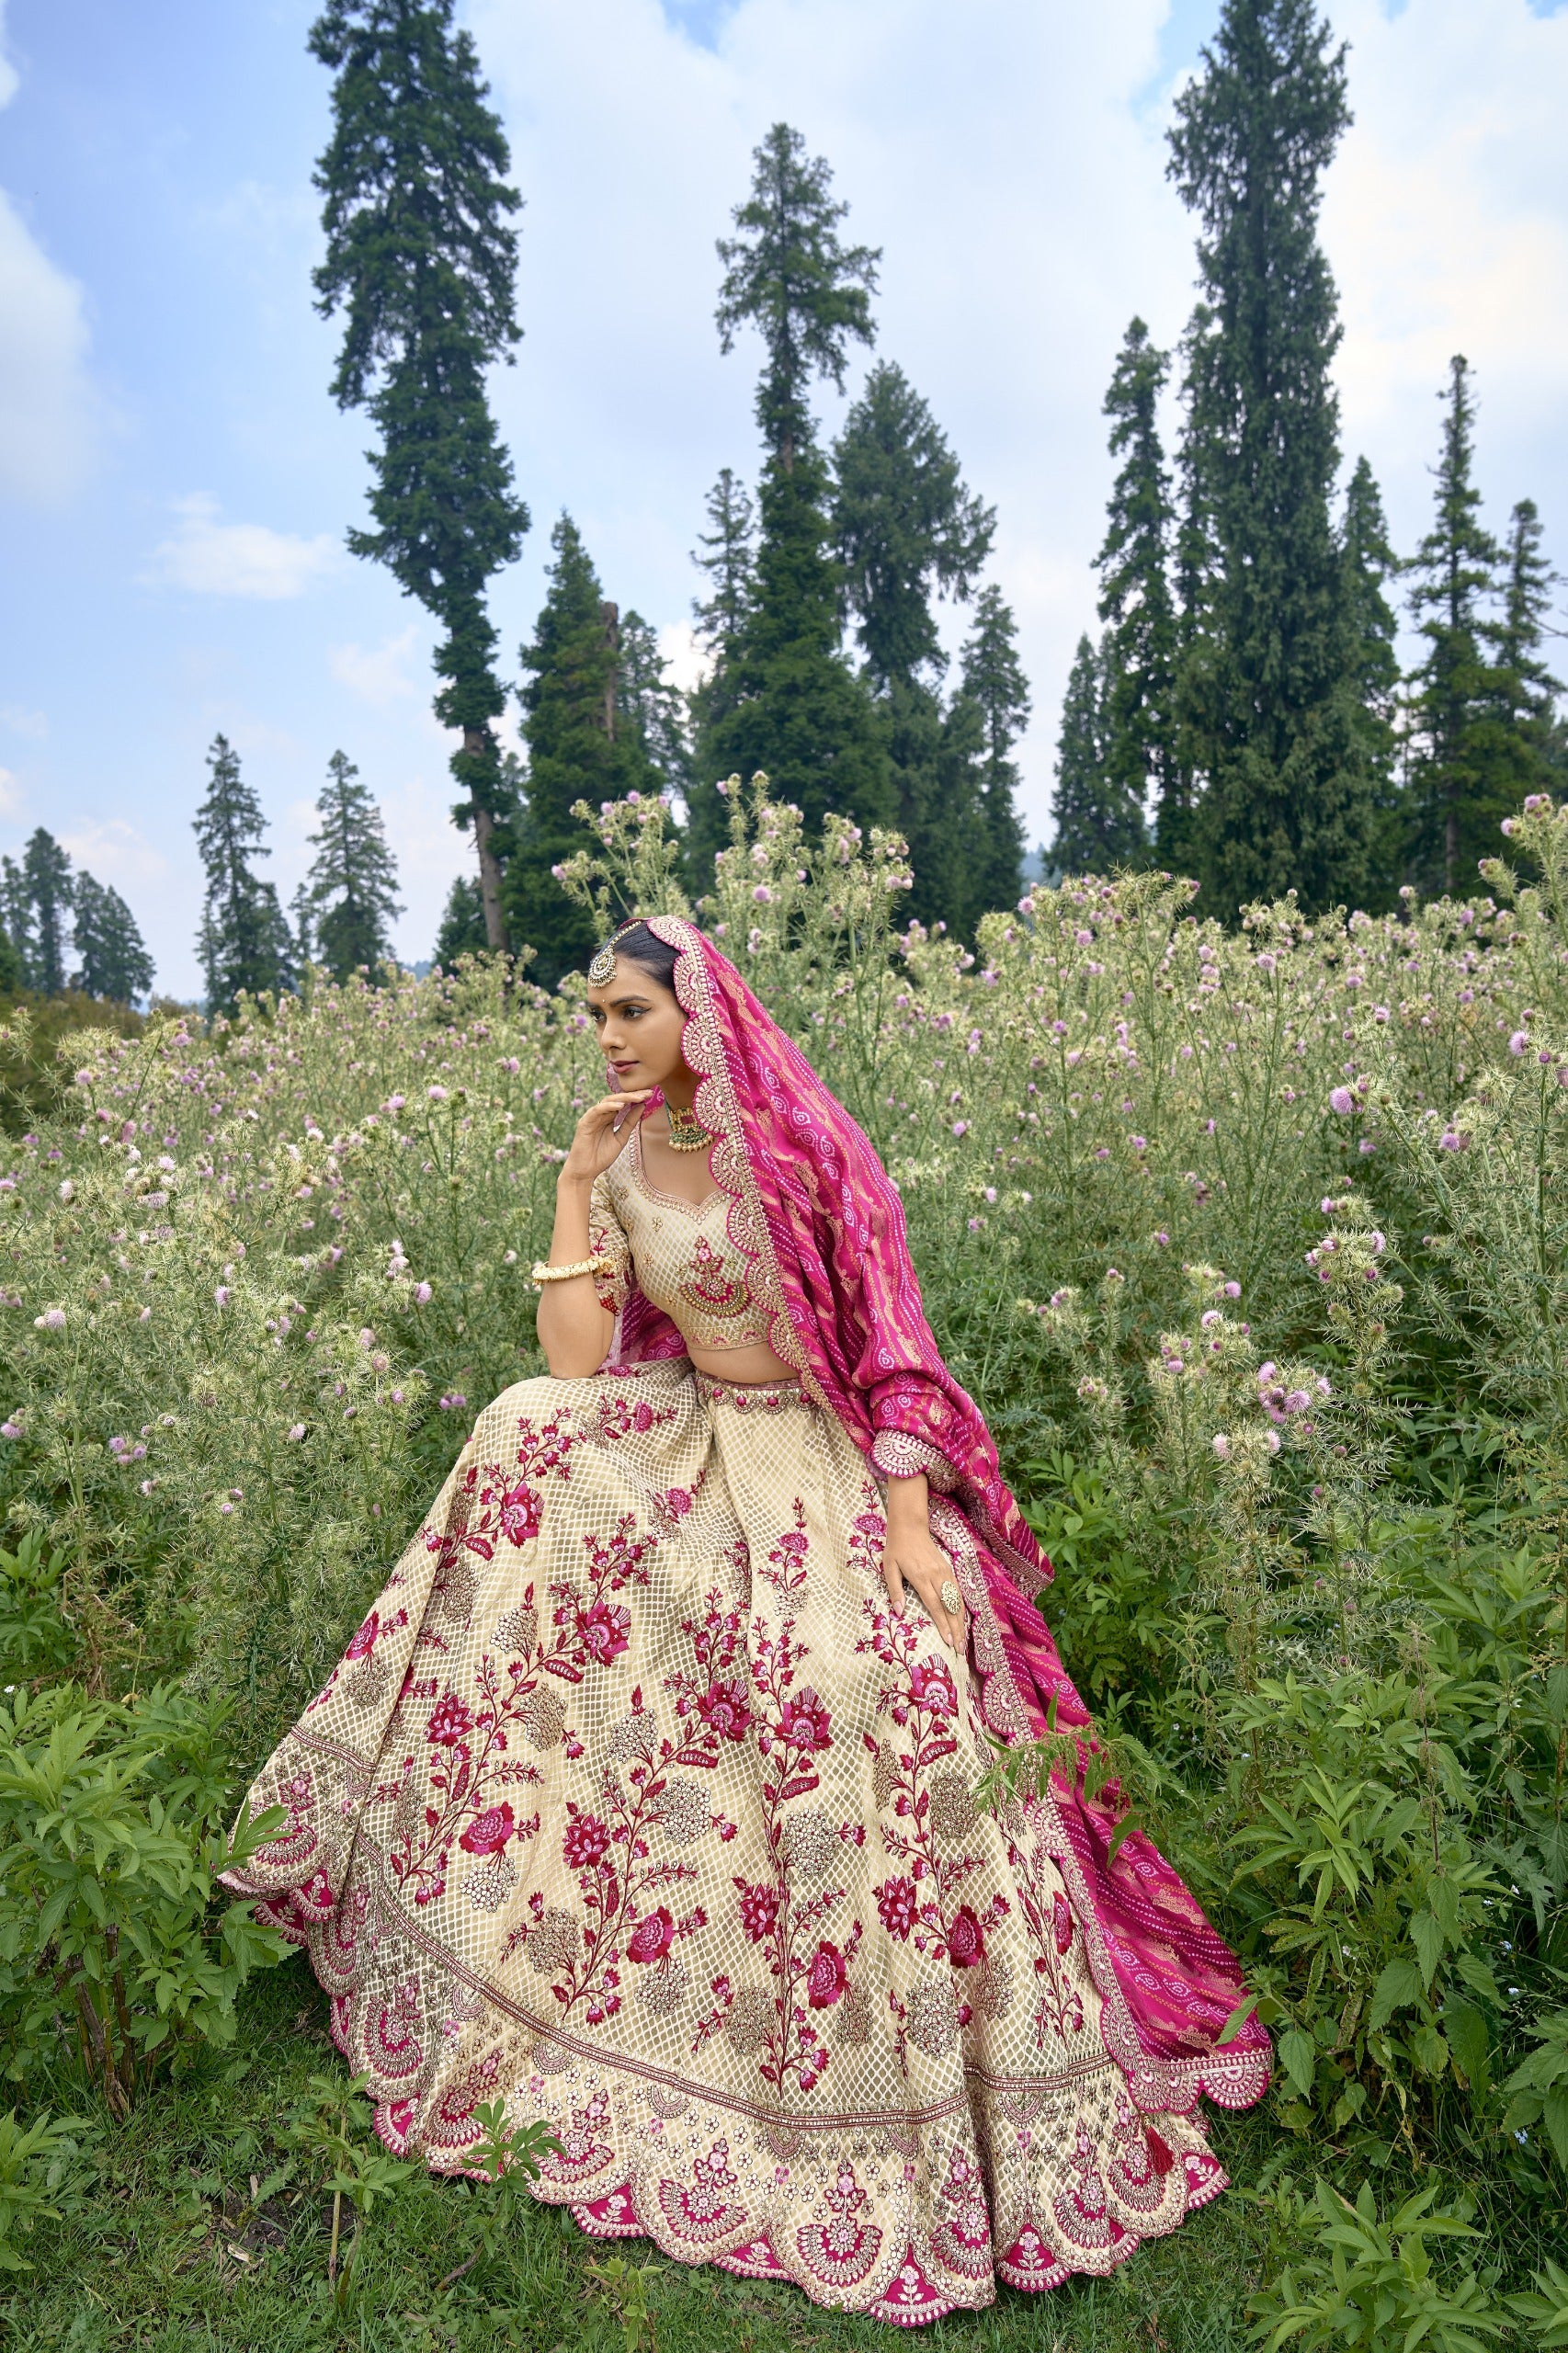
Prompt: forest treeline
<box><xmin>6</xmin><ymin>0</ymin><xmax>1561</xmax><ymax>1018</ymax></box>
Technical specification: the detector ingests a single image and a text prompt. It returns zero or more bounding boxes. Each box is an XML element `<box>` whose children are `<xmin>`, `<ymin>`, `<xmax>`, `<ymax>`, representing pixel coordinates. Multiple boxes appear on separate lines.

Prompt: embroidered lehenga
<box><xmin>226</xmin><ymin>918</ymin><xmax>1269</xmax><ymax>2325</ymax></box>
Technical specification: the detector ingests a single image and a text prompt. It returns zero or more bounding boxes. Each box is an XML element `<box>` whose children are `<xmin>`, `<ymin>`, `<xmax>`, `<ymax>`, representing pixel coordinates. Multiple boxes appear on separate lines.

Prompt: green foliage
<box><xmin>703</xmin><ymin>123</ymin><xmax>891</xmax><ymax>842</ymax></box>
<box><xmin>298</xmin><ymin>752</ymin><xmax>403</xmax><ymax>983</ymax></box>
<box><xmin>193</xmin><ymin>736</ymin><xmax>295</xmax><ymax>1016</ymax></box>
<box><xmin>832</xmin><ymin>359</ymin><xmax>995</xmax><ymax>935</ymax></box>
<box><xmin>507</xmin><ymin>516</ymin><xmax>658</xmax><ymax>987</ymax></box>
<box><xmin>1249</xmin><ymin>2180</ymin><xmax>1509</xmax><ymax>2353</ymax></box>
<box><xmin>1051</xmin><ymin>630</ymin><xmax>1147</xmax><ymax>871</ymax></box>
<box><xmin>0</xmin><ymin>1681</ymin><xmax>287</xmax><ymax>2106</ymax></box>
<box><xmin>0</xmin><ymin>2108</ymin><xmax>97</xmax><ymax>2274</ymax></box>
<box><xmin>1168</xmin><ymin>0</ymin><xmax>1377</xmax><ymax>919</ymax></box>
<box><xmin>953</xmin><ymin>581</ymin><xmax>1029</xmax><ymax>924</ymax></box>
<box><xmin>68</xmin><ymin>872</ymin><xmax>154</xmax><ymax>1006</ymax></box>
<box><xmin>1098</xmin><ymin>317</ymin><xmax>1178</xmax><ymax>844</ymax></box>
<box><xmin>309</xmin><ymin>0</ymin><xmax>529</xmax><ymax>946</ymax></box>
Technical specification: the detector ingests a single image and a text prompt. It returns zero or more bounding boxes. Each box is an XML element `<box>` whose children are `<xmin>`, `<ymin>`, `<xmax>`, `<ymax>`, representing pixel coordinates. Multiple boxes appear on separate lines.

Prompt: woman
<box><xmin>227</xmin><ymin>915</ymin><xmax>1268</xmax><ymax>2325</ymax></box>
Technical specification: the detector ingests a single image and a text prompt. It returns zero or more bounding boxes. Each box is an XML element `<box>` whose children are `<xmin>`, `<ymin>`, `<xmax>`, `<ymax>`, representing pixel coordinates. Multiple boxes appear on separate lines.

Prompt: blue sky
<box><xmin>2</xmin><ymin>0</ymin><xmax>1565</xmax><ymax>999</ymax></box>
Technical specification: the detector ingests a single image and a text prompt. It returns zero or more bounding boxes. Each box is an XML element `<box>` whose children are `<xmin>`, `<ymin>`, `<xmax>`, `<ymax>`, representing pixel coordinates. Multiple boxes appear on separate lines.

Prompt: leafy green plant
<box><xmin>1249</xmin><ymin>2179</ymin><xmax>1511</xmax><ymax>2353</ymax></box>
<box><xmin>0</xmin><ymin>1682</ymin><xmax>286</xmax><ymax>2104</ymax></box>
<box><xmin>0</xmin><ymin>2108</ymin><xmax>97</xmax><ymax>2273</ymax></box>
<box><xmin>435</xmin><ymin>2097</ymin><xmax>562</xmax><ymax>2290</ymax></box>
<box><xmin>286</xmin><ymin>2069</ymin><xmax>417</xmax><ymax>2302</ymax></box>
<box><xmin>0</xmin><ymin>1530</ymin><xmax>75</xmax><ymax>1684</ymax></box>
<box><xmin>585</xmin><ymin>2247</ymin><xmax>667</xmax><ymax>2353</ymax></box>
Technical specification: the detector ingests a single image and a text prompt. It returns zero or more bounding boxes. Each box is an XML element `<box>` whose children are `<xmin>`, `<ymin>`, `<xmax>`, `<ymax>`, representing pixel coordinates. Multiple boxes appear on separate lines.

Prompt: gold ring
<box><xmin>939</xmin><ymin>1580</ymin><xmax>961</xmax><ymax>1616</ymax></box>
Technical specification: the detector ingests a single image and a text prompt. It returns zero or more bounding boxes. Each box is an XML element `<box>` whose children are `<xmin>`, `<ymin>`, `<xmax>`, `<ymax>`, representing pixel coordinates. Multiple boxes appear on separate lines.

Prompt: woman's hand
<box><xmin>881</xmin><ymin>1474</ymin><xmax>965</xmax><ymax>1654</ymax></box>
<box><xmin>560</xmin><ymin>1090</ymin><xmax>652</xmax><ymax>1188</ymax></box>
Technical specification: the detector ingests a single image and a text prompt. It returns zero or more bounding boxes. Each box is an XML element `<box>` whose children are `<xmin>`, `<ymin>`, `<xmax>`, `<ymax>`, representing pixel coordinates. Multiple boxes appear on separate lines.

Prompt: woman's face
<box><xmin>585</xmin><ymin>957</ymin><xmax>688</xmax><ymax>1093</ymax></box>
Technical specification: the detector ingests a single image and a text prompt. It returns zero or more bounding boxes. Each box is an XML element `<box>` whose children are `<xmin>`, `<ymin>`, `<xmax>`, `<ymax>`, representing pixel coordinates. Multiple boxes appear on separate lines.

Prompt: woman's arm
<box><xmin>535</xmin><ymin>1092</ymin><xmax>647</xmax><ymax>1377</ymax></box>
<box><xmin>535</xmin><ymin>1173</ymin><xmax>614</xmax><ymax>1376</ymax></box>
<box><xmin>881</xmin><ymin>1471</ymin><xmax>965</xmax><ymax>1655</ymax></box>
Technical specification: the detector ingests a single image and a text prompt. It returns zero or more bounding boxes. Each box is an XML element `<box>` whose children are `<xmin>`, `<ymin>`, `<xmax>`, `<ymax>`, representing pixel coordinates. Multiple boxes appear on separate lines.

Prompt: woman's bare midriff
<box><xmin>684</xmin><ymin>1341</ymin><xmax>799</xmax><ymax>1386</ymax></box>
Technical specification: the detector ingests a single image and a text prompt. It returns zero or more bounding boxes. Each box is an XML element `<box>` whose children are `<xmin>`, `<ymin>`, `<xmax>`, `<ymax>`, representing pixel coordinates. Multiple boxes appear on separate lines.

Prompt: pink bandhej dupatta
<box><xmin>606</xmin><ymin>917</ymin><xmax>1269</xmax><ymax>2118</ymax></box>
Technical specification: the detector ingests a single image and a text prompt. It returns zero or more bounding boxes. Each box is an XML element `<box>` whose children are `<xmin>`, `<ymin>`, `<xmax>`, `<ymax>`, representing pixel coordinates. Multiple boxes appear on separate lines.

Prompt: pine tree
<box><xmin>18</xmin><ymin>831</ymin><xmax>74</xmax><ymax>997</ymax></box>
<box><xmin>952</xmin><ymin>585</ymin><xmax>1030</xmax><ymax>918</ymax></box>
<box><xmin>0</xmin><ymin>859</ymin><xmax>32</xmax><ymax>989</ymax></box>
<box><xmin>434</xmin><ymin>874</ymin><xmax>489</xmax><ymax>966</ymax></box>
<box><xmin>686</xmin><ymin>468</ymin><xmax>757</xmax><ymax>883</ymax></box>
<box><xmin>506</xmin><ymin>516</ymin><xmax>652</xmax><ymax>987</ymax></box>
<box><xmin>70</xmin><ymin>872</ymin><xmax>154</xmax><ymax>1002</ymax></box>
<box><xmin>1339</xmin><ymin>455</ymin><xmax>1402</xmax><ymax>898</ymax></box>
<box><xmin>1403</xmin><ymin>357</ymin><xmax>1515</xmax><ymax>895</ymax></box>
<box><xmin>0</xmin><ymin>919</ymin><xmax>20</xmax><ymax>999</ymax></box>
<box><xmin>300</xmin><ymin>750</ymin><xmax>404</xmax><ymax>981</ymax></box>
<box><xmin>1168</xmin><ymin>0</ymin><xmax>1374</xmax><ymax>919</ymax></box>
<box><xmin>1494</xmin><ymin>498</ymin><xmax>1563</xmax><ymax>793</ymax></box>
<box><xmin>703</xmin><ymin>124</ymin><xmax>890</xmax><ymax>839</ymax></box>
<box><xmin>618</xmin><ymin>612</ymin><xmax>691</xmax><ymax>802</ymax></box>
<box><xmin>309</xmin><ymin>0</ymin><xmax>528</xmax><ymax>952</ymax></box>
<box><xmin>193</xmin><ymin>734</ymin><xmax>295</xmax><ymax>1013</ymax></box>
<box><xmin>831</xmin><ymin>361</ymin><xmax>994</xmax><ymax>928</ymax></box>
<box><xmin>1096</xmin><ymin>320</ymin><xmax>1176</xmax><ymax>851</ymax></box>
<box><xmin>1051</xmin><ymin>633</ymin><xmax>1144</xmax><ymax>872</ymax></box>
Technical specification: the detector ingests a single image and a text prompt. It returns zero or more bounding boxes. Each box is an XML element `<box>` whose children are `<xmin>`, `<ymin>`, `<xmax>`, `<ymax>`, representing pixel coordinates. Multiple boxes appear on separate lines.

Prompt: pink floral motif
<box><xmin>346</xmin><ymin>1610</ymin><xmax>381</xmax><ymax>1661</ymax></box>
<box><xmin>690</xmin><ymin>1501</ymin><xmax>863</xmax><ymax>2098</ymax></box>
<box><xmin>859</xmin><ymin>1597</ymin><xmax>1004</xmax><ymax>1972</ymax></box>
<box><xmin>562</xmin><ymin>1812</ymin><xmax>610</xmax><ymax>1871</ymax></box>
<box><xmin>695</xmin><ymin>1678</ymin><xmax>753</xmax><ymax>1743</ymax></box>
<box><xmin>876</xmin><ymin>1877</ymin><xmax>918</xmax><ymax>1939</ymax></box>
<box><xmin>769</xmin><ymin>1687</ymin><xmax>831</xmax><ymax>1756</ymax></box>
<box><xmin>947</xmin><ymin>1903</ymin><xmax>986</xmax><ymax>1969</ymax></box>
<box><xmin>576</xmin><ymin>1598</ymin><xmax>631</xmax><ymax>1666</ymax></box>
<box><xmin>736</xmin><ymin>1883</ymin><xmax>780</xmax><ymax>1944</ymax></box>
<box><xmin>458</xmin><ymin>1802</ymin><xmax>515</xmax><ymax>1857</ymax></box>
<box><xmin>805</xmin><ymin>1940</ymin><xmax>848</xmax><ymax>2009</ymax></box>
<box><xmin>426</xmin><ymin>1695</ymin><xmax>474</xmax><ymax>1748</ymax></box>
<box><xmin>627</xmin><ymin>1906</ymin><xmax>676</xmax><ymax>1963</ymax></box>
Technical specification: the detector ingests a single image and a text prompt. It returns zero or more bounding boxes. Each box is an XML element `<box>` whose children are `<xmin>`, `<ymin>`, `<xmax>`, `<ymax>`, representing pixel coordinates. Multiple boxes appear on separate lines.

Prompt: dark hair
<box><xmin>595</xmin><ymin>920</ymin><xmax>680</xmax><ymax>993</ymax></box>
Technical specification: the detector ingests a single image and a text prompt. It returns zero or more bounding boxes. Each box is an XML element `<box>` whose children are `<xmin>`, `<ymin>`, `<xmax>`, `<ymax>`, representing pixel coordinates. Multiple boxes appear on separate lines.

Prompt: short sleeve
<box><xmin>588</xmin><ymin>1171</ymin><xmax>631</xmax><ymax>1315</ymax></box>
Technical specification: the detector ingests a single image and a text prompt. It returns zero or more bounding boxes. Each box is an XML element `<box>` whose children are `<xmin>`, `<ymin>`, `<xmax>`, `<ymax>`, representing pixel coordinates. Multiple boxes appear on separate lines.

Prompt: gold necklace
<box><xmin>665</xmin><ymin>1099</ymin><xmax>710</xmax><ymax>1153</ymax></box>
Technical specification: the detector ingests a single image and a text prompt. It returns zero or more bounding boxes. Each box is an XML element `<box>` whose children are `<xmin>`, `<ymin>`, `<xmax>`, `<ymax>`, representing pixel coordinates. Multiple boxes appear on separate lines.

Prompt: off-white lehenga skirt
<box><xmin>228</xmin><ymin>1359</ymin><xmax>1227</xmax><ymax>2325</ymax></box>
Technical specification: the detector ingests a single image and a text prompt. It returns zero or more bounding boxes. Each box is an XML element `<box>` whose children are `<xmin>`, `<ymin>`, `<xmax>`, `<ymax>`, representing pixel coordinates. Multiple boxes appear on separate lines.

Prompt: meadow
<box><xmin>1</xmin><ymin>779</ymin><xmax>1565</xmax><ymax>2350</ymax></box>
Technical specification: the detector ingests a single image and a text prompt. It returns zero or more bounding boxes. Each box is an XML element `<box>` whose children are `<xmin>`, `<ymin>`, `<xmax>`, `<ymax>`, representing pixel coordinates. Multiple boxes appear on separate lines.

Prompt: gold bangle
<box><xmin>529</xmin><ymin>1256</ymin><xmax>600</xmax><ymax>1288</ymax></box>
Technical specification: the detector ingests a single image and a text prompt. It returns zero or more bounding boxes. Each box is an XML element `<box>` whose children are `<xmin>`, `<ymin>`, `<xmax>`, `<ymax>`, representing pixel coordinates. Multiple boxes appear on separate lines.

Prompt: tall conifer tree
<box><xmin>686</xmin><ymin>469</ymin><xmax>757</xmax><ymax>884</ymax></box>
<box><xmin>1384</xmin><ymin>355</ymin><xmax>1544</xmax><ymax>889</ymax></box>
<box><xmin>1168</xmin><ymin>0</ymin><xmax>1373</xmax><ymax>918</ymax></box>
<box><xmin>833</xmin><ymin>360</ymin><xmax>994</xmax><ymax>928</ymax></box>
<box><xmin>18</xmin><ymin>831</ymin><xmax>73</xmax><ymax>997</ymax></box>
<box><xmin>618</xmin><ymin>613</ymin><xmax>692</xmax><ymax>803</ymax></box>
<box><xmin>0</xmin><ymin>859</ymin><xmax>32</xmax><ymax>990</ymax></box>
<box><xmin>300</xmin><ymin>751</ymin><xmax>404</xmax><ymax>981</ymax></box>
<box><xmin>1494</xmin><ymin>498</ymin><xmax>1563</xmax><ymax>795</ymax></box>
<box><xmin>1339</xmin><ymin>454</ymin><xmax>1402</xmax><ymax>897</ymax></box>
<box><xmin>193</xmin><ymin>735</ymin><xmax>294</xmax><ymax>1013</ymax></box>
<box><xmin>951</xmin><ymin>585</ymin><xmax>1030</xmax><ymax>919</ymax></box>
<box><xmin>1051</xmin><ymin>634</ymin><xmax>1145</xmax><ymax>872</ymax></box>
<box><xmin>1097</xmin><ymin>320</ymin><xmax>1176</xmax><ymax>854</ymax></box>
<box><xmin>309</xmin><ymin>0</ymin><xmax>528</xmax><ymax>951</ymax></box>
<box><xmin>508</xmin><ymin>516</ymin><xmax>653</xmax><ymax>987</ymax></box>
<box><xmin>70</xmin><ymin>873</ymin><xmax>154</xmax><ymax>1003</ymax></box>
<box><xmin>434</xmin><ymin>875</ymin><xmax>488</xmax><ymax>966</ymax></box>
<box><xmin>703</xmin><ymin>125</ymin><xmax>890</xmax><ymax>838</ymax></box>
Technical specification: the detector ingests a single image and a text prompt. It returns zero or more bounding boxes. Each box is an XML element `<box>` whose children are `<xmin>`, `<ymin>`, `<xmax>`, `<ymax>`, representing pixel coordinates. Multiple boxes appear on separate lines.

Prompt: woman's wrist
<box><xmin>884</xmin><ymin>1471</ymin><xmax>930</xmax><ymax>1532</ymax></box>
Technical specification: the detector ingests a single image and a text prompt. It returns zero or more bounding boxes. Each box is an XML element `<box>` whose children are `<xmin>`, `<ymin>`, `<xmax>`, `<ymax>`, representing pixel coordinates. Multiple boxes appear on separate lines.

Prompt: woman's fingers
<box><xmin>881</xmin><ymin>1546</ymin><xmax>905</xmax><ymax>1618</ymax></box>
<box><xmin>902</xmin><ymin>1553</ymin><xmax>963</xmax><ymax>1654</ymax></box>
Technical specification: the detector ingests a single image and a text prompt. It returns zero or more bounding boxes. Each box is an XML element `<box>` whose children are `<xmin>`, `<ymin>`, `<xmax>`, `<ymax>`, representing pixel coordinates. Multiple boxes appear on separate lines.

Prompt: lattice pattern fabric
<box><xmin>228</xmin><ymin>1362</ymin><xmax>1234</xmax><ymax>2325</ymax></box>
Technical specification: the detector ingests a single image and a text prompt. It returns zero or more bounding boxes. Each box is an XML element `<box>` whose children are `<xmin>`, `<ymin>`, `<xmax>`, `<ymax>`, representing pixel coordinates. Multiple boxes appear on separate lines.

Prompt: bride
<box><xmin>227</xmin><ymin>915</ymin><xmax>1268</xmax><ymax>2325</ymax></box>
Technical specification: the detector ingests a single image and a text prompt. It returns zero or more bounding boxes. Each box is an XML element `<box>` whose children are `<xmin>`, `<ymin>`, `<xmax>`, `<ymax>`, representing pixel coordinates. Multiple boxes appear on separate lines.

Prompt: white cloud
<box><xmin>659</xmin><ymin>620</ymin><xmax>709</xmax><ymax>696</ymax></box>
<box><xmin>0</xmin><ymin>705</ymin><xmax>45</xmax><ymax>741</ymax></box>
<box><xmin>0</xmin><ymin>767</ymin><xmax>23</xmax><ymax>819</ymax></box>
<box><xmin>142</xmin><ymin>494</ymin><xmax>341</xmax><ymax>601</ymax></box>
<box><xmin>0</xmin><ymin>3</ymin><xmax>98</xmax><ymax>506</ymax></box>
<box><xmin>57</xmin><ymin>817</ymin><xmax>169</xmax><ymax>887</ymax></box>
<box><xmin>328</xmin><ymin>626</ymin><xmax>424</xmax><ymax>708</ymax></box>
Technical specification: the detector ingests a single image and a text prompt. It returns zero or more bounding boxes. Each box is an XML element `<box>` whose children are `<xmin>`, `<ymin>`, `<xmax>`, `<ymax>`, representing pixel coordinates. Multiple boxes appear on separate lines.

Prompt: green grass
<box><xmin>17</xmin><ymin>1956</ymin><xmax>1274</xmax><ymax>2351</ymax></box>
